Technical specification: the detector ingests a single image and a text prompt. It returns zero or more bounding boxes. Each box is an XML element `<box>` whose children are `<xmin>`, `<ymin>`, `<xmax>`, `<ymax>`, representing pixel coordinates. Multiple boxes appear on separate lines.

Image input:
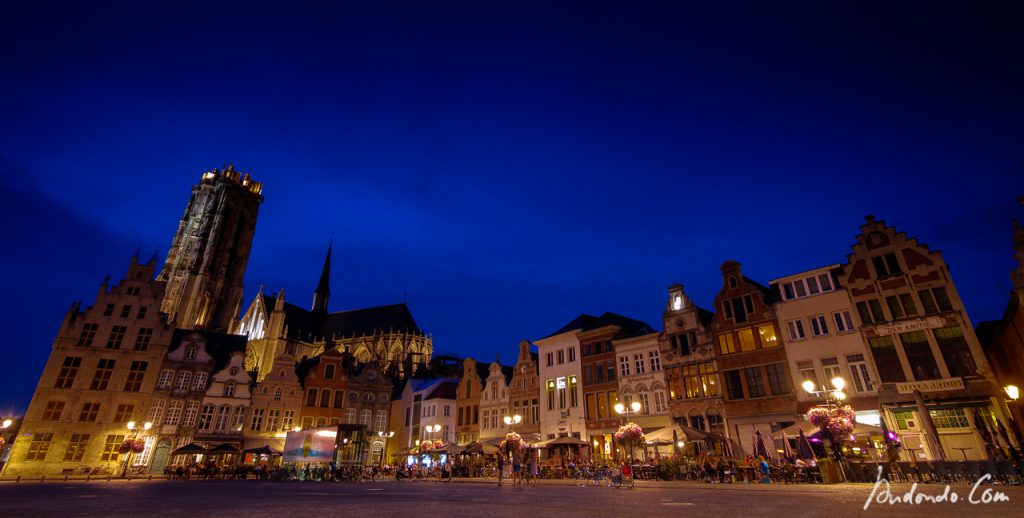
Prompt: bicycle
<box><xmin>573</xmin><ymin>467</ymin><xmax>610</xmax><ymax>487</ymax></box>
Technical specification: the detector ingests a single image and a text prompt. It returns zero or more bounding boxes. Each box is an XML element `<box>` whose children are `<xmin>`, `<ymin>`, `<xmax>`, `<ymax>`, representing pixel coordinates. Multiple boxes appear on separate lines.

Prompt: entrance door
<box><xmin>150</xmin><ymin>439</ymin><xmax>171</xmax><ymax>474</ymax></box>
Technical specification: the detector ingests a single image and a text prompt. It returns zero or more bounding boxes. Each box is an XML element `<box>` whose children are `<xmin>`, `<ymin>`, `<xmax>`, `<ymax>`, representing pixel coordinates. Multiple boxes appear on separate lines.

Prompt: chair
<box><xmin>917</xmin><ymin>462</ymin><xmax>935</xmax><ymax>482</ymax></box>
<box><xmin>931</xmin><ymin>461</ymin><xmax>949</xmax><ymax>483</ymax></box>
<box><xmin>995</xmin><ymin>461</ymin><xmax>1020</xmax><ymax>485</ymax></box>
<box><xmin>896</xmin><ymin>462</ymin><xmax>916</xmax><ymax>482</ymax></box>
<box><xmin>981</xmin><ymin>460</ymin><xmax>1000</xmax><ymax>483</ymax></box>
<box><xmin>964</xmin><ymin>460</ymin><xmax>982</xmax><ymax>482</ymax></box>
<box><xmin>947</xmin><ymin>461</ymin><xmax>966</xmax><ymax>483</ymax></box>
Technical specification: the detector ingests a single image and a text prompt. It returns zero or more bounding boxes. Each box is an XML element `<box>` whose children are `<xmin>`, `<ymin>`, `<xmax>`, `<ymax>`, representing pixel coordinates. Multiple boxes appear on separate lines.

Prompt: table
<box><xmin>952</xmin><ymin>447</ymin><xmax>972</xmax><ymax>460</ymax></box>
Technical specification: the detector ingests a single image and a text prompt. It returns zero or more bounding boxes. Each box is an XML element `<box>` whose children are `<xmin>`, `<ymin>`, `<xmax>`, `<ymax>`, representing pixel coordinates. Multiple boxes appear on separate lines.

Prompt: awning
<box><xmin>243</xmin><ymin>445</ymin><xmax>281</xmax><ymax>456</ymax></box>
<box><xmin>546</xmin><ymin>436</ymin><xmax>588</xmax><ymax>447</ymax></box>
<box><xmin>462</xmin><ymin>441</ymin><xmax>499</xmax><ymax>455</ymax></box>
<box><xmin>774</xmin><ymin>420</ymin><xmax>882</xmax><ymax>438</ymax></box>
<box><xmin>208</xmin><ymin>443</ymin><xmax>242</xmax><ymax>454</ymax></box>
<box><xmin>171</xmin><ymin>443</ymin><xmax>208</xmax><ymax>456</ymax></box>
<box><xmin>646</xmin><ymin>424</ymin><xmax>717</xmax><ymax>443</ymax></box>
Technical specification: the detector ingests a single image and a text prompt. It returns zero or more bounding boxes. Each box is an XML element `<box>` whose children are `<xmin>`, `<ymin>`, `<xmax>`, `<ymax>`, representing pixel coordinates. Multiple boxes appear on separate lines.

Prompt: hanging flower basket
<box><xmin>119</xmin><ymin>439</ymin><xmax>145</xmax><ymax>454</ymax></box>
<box><xmin>614</xmin><ymin>422</ymin><xmax>645</xmax><ymax>446</ymax></box>
<box><xmin>499</xmin><ymin>431</ymin><xmax>522</xmax><ymax>454</ymax></box>
<box><xmin>420</xmin><ymin>441</ymin><xmax>435</xmax><ymax>452</ymax></box>
<box><xmin>807</xmin><ymin>405</ymin><xmax>856</xmax><ymax>445</ymax></box>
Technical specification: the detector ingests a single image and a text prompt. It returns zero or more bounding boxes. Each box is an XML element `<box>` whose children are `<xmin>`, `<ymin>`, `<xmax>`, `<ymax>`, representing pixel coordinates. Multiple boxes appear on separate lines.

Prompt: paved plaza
<box><xmin>1</xmin><ymin>478</ymin><xmax>1021</xmax><ymax>517</ymax></box>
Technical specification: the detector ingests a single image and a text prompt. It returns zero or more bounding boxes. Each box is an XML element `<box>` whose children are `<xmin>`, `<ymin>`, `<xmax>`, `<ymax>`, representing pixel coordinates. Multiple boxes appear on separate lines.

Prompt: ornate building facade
<box><xmin>6</xmin><ymin>257</ymin><xmax>175</xmax><ymax>477</ymax></box>
<box><xmin>455</xmin><ymin>358</ymin><xmax>486</xmax><ymax>445</ymax></box>
<box><xmin>659</xmin><ymin>284</ymin><xmax>725</xmax><ymax>438</ymax></box>
<box><xmin>237</xmin><ymin>247</ymin><xmax>432</xmax><ymax>381</ymax></box>
<box><xmin>158</xmin><ymin>166</ymin><xmax>263</xmax><ymax>331</ymax></box>
<box><xmin>508</xmin><ymin>340</ymin><xmax>541</xmax><ymax>443</ymax></box>
<box><xmin>244</xmin><ymin>353</ymin><xmax>302</xmax><ymax>454</ymax></box>
<box><xmin>713</xmin><ymin>261</ymin><xmax>798</xmax><ymax>456</ymax></box>
<box><xmin>847</xmin><ymin>216</ymin><xmax>1004</xmax><ymax>460</ymax></box>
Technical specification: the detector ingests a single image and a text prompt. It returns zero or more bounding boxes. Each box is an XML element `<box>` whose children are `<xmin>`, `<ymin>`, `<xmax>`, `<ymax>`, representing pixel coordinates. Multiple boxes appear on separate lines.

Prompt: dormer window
<box><xmin>673</xmin><ymin>295</ymin><xmax>683</xmax><ymax>311</ymax></box>
<box><xmin>184</xmin><ymin>345</ymin><xmax>198</xmax><ymax>360</ymax></box>
<box><xmin>728</xmin><ymin>276</ymin><xmax>738</xmax><ymax>289</ymax></box>
<box><xmin>224</xmin><ymin>381</ymin><xmax>236</xmax><ymax>397</ymax></box>
<box><xmin>324</xmin><ymin>364</ymin><xmax>336</xmax><ymax>379</ymax></box>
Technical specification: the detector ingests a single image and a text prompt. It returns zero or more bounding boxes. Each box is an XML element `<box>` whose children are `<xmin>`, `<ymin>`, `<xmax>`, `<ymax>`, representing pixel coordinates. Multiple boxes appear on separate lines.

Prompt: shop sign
<box><xmin>895</xmin><ymin>378</ymin><xmax>964</xmax><ymax>394</ymax></box>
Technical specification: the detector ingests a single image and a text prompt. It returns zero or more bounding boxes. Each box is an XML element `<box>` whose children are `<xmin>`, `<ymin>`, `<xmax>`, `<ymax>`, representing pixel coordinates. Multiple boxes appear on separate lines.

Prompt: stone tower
<box><xmin>158</xmin><ymin>165</ymin><xmax>264</xmax><ymax>331</ymax></box>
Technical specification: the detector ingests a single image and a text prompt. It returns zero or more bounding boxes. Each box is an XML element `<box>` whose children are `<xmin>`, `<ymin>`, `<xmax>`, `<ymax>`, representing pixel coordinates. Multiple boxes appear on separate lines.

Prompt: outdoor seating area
<box><xmin>845</xmin><ymin>460</ymin><xmax>1023</xmax><ymax>485</ymax></box>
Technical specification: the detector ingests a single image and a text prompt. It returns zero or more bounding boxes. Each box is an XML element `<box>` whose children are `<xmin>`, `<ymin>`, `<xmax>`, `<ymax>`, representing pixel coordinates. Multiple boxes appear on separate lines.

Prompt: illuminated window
<box><xmin>758</xmin><ymin>325</ymin><xmax>778</xmax><ymax>347</ymax></box>
<box><xmin>718</xmin><ymin>334</ymin><xmax>736</xmax><ymax>354</ymax></box>
<box><xmin>738</xmin><ymin>328</ymin><xmax>755</xmax><ymax>351</ymax></box>
<box><xmin>100</xmin><ymin>434</ymin><xmax>125</xmax><ymax>461</ymax></box>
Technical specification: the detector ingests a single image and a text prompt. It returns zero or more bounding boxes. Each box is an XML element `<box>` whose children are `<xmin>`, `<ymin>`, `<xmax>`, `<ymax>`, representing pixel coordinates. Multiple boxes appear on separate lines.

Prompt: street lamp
<box><xmin>424</xmin><ymin>424</ymin><xmax>442</xmax><ymax>443</ymax></box>
<box><xmin>614</xmin><ymin>401</ymin><xmax>643</xmax><ymax>464</ymax></box>
<box><xmin>377</xmin><ymin>431</ymin><xmax>395</xmax><ymax>466</ymax></box>
<box><xmin>1</xmin><ymin>419</ymin><xmax>11</xmax><ymax>429</ymax></box>
<box><xmin>121</xmin><ymin>421</ymin><xmax>152</xmax><ymax>478</ymax></box>
<box><xmin>802</xmin><ymin>377</ymin><xmax>847</xmax><ymax>408</ymax></box>
<box><xmin>802</xmin><ymin>376</ymin><xmax>848</xmax><ymax>468</ymax></box>
<box><xmin>503</xmin><ymin>414</ymin><xmax>522</xmax><ymax>432</ymax></box>
<box><xmin>1006</xmin><ymin>385</ymin><xmax>1020</xmax><ymax>401</ymax></box>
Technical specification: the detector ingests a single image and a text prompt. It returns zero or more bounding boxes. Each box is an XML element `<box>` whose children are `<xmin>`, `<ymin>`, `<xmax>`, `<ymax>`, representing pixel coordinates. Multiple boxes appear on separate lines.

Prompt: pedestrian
<box><xmin>512</xmin><ymin>449</ymin><xmax>522</xmax><ymax>487</ymax></box>
<box><xmin>497</xmin><ymin>452</ymin><xmax>505</xmax><ymax>486</ymax></box>
<box><xmin>757</xmin><ymin>456</ymin><xmax>771</xmax><ymax>484</ymax></box>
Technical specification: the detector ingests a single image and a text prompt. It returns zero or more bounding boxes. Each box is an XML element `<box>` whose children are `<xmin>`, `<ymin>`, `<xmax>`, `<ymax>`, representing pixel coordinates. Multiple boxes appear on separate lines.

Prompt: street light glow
<box><xmin>801</xmin><ymin>380</ymin><xmax>816</xmax><ymax>394</ymax></box>
<box><xmin>1006</xmin><ymin>385</ymin><xmax>1020</xmax><ymax>401</ymax></box>
<box><xmin>630</xmin><ymin>401</ymin><xmax>641</xmax><ymax>412</ymax></box>
<box><xmin>831</xmin><ymin>376</ymin><xmax>846</xmax><ymax>391</ymax></box>
<box><xmin>614</xmin><ymin>402</ymin><xmax>625</xmax><ymax>414</ymax></box>
<box><xmin>127</xmin><ymin>421</ymin><xmax>136</xmax><ymax>430</ymax></box>
<box><xmin>1</xmin><ymin>419</ymin><xmax>11</xmax><ymax>429</ymax></box>
<box><xmin>143</xmin><ymin>421</ymin><xmax>152</xmax><ymax>431</ymax></box>
<box><xmin>834</xmin><ymin>390</ymin><xmax>847</xmax><ymax>401</ymax></box>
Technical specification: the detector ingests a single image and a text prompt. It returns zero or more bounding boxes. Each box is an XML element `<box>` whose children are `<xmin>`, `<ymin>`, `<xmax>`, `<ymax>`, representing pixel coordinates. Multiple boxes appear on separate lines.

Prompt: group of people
<box><xmin>496</xmin><ymin>448</ymin><xmax>539</xmax><ymax>486</ymax></box>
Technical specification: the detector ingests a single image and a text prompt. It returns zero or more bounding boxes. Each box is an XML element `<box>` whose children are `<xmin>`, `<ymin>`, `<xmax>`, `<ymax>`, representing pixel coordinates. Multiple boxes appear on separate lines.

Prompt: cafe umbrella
<box><xmin>797</xmin><ymin>429</ymin><xmax>816</xmax><ymax>460</ymax></box>
<box><xmin>721</xmin><ymin>434</ymin><xmax>735</xmax><ymax>459</ymax></box>
<box><xmin>753</xmin><ymin>430</ymin><xmax>771</xmax><ymax>460</ymax></box>
<box><xmin>781</xmin><ymin>433</ymin><xmax>794</xmax><ymax>460</ymax></box>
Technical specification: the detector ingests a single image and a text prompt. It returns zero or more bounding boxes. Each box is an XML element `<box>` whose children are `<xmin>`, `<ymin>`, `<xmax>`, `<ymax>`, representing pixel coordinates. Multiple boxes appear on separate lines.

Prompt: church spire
<box><xmin>312</xmin><ymin>241</ymin><xmax>331</xmax><ymax>312</ymax></box>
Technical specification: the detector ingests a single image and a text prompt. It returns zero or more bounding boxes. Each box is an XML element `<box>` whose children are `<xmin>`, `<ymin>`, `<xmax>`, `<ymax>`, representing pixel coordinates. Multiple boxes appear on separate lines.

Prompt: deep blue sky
<box><xmin>1</xmin><ymin>1</ymin><xmax>1021</xmax><ymax>414</ymax></box>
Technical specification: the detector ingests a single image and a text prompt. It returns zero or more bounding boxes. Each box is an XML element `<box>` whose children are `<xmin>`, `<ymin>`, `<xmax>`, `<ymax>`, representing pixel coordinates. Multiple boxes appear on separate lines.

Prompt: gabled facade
<box><xmin>6</xmin><ymin>257</ymin><xmax>174</xmax><ymax>477</ymax></box>
<box><xmin>536</xmin><ymin>326</ymin><xmax>584</xmax><ymax>442</ymax></box>
<box><xmin>455</xmin><ymin>358</ymin><xmax>486</xmax><ymax>445</ymax></box>
<box><xmin>713</xmin><ymin>261</ymin><xmax>798</xmax><ymax>455</ymax></box>
<box><xmin>659</xmin><ymin>284</ymin><xmax>725</xmax><ymax>437</ymax></box>
<box><xmin>478</xmin><ymin>359</ymin><xmax>512</xmax><ymax>441</ymax></box>
<box><xmin>846</xmin><ymin>216</ymin><xmax>1003</xmax><ymax>460</ymax></box>
<box><xmin>195</xmin><ymin>351</ymin><xmax>252</xmax><ymax>449</ymax></box>
<box><xmin>244</xmin><ymin>353</ymin><xmax>302</xmax><ymax>454</ymax></box>
<box><xmin>614</xmin><ymin>331</ymin><xmax>671</xmax><ymax>444</ymax></box>
<box><xmin>153</xmin><ymin>329</ymin><xmax>247</xmax><ymax>471</ymax></box>
<box><xmin>508</xmin><ymin>340</ymin><xmax>541</xmax><ymax>442</ymax></box>
<box><xmin>770</xmin><ymin>266</ymin><xmax>880</xmax><ymax>417</ymax></box>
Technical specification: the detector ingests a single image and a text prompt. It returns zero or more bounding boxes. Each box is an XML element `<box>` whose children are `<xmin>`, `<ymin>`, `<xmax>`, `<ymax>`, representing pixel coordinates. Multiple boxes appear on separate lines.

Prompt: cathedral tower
<box><xmin>158</xmin><ymin>165</ymin><xmax>264</xmax><ymax>331</ymax></box>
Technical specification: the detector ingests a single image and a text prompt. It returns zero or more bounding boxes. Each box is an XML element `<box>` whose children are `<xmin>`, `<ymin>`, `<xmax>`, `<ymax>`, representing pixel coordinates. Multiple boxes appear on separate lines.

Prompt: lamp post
<box><xmin>424</xmin><ymin>424</ymin><xmax>442</xmax><ymax>443</ymax></box>
<box><xmin>614</xmin><ymin>401</ymin><xmax>642</xmax><ymax>464</ymax></box>
<box><xmin>0</xmin><ymin>419</ymin><xmax>13</xmax><ymax>478</ymax></box>
<box><xmin>121</xmin><ymin>421</ymin><xmax>152</xmax><ymax>478</ymax></box>
<box><xmin>377</xmin><ymin>431</ymin><xmax>394</xmax><ymax>466</ymax></box>
<box><xmin>503</xmin><ymin>414</ymin><xmax>522</xmax><ymax>432</ymax></box>
<box><xmin>802</xmin><ymin>376</ymin><xmax>848</xmax><ymax>476</ymax></box>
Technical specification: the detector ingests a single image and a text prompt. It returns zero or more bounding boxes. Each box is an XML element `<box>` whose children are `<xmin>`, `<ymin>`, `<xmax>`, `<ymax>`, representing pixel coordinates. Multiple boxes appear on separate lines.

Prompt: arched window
<box><xmin>274</xmin><ymin>388</ymin><xmax>282</xmax><ymax>401</ymax></box>
<box><xmin>175</xmin><ymin>371</ymin><xmax>192</xmax><ymax>390</ymax></box>
<box><xmin>360</xmin><ymin>409</ymin><xmax>372</xmax><ymax>426</ymax></box>
<box><xmin>375</xmin><ymin>410</ymin><xmax>387</xmax><ymax>431</ymax></box>
<box><xmin>344</xmin><ymin>408</ymin><xmax>356</xmax><ymax>424</ymax></box>
<box><xmin>224</xmin><ymin>381</ymin><xmax>236</xmax><ymax>397</ymax></box>
<box><xmin>185</xmin><ymin>345</ymin><xmax>198</xmax><ymax>360</ymax></box>
<box><xmin>688</xmin><ymin>408</ymin><xmax>706</xmax><ymax>431</ymax></box>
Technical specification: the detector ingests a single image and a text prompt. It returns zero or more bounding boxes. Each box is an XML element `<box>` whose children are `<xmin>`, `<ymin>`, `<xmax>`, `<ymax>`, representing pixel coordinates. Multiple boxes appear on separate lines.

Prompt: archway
<box><xmin>150</xmin><ymin>439</ymin><xmax>172</xmax><ymax>474</ymax></box>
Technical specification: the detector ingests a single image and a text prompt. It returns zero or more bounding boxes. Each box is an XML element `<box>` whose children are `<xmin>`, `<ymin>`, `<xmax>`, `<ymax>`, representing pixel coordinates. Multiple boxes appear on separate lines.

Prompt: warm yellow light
<box><xmin>802</xmin><ymin>380</ymin><xmax>816</xmax><ymax>394</ymax></box>
<box><xmin>834</xmin><ymin>390</ymin><xmax>847</xmax><ymax>401</ymax></box>
<box><xmin>677</xmin><ymin>441</ymin><xmax>685</xmax><ymax>448</ymax></box>
<box><xmin>1</xmin><ymin>419</ymin><xmax>12</xmax><ymax>429</ymax></box>
<box><xmin>293</xmin><ymin>427</ymin><xmax>302</xmax><ymax>432</ymax></box>
<box><xmin>143</xmin><ymin>421</ymin><xmax>152</xmax><ymax>431</ymax></box>
<box><xmin>1006</xmin><ymin>385</ymin><xmax>1020</xmax><ymax>401</ymax></box>
<box><xmin>831</xmin><ymin>377</ymin><xmax>846</xmax><ymax>391</ymax></box>
<box><xmin>614</xmin><ymin>403</ymin><xmax>625</xmax><ymax>414</ymax></box>
<box><xmin>630</xmin><ymin>401</ymin><xmax>642</xmax><ymax>412</ymax></box>
<box><xmin>127</xmin><ymin>421</ymin><xmax>136</xmax><ymax>430</ymax></box>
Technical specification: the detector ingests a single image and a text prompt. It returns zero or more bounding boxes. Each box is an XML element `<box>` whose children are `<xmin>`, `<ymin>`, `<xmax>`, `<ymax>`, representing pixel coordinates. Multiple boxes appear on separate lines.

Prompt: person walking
<box><xmin>497</xmin><ymin>451</ymin><xmax>505</xmax><ymax>486</ymax></box>
<box><xmin>512</xmin><ymin>448</ymin><xmax>523</xmax><ymax>487</ymax></box>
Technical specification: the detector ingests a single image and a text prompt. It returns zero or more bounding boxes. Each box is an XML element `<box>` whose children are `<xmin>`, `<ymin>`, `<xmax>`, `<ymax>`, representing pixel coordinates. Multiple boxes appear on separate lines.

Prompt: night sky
<box><xmin>1</xmin><ymin>1</ymin><xmax>1022</xmax><ymax>414</ymax></box>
